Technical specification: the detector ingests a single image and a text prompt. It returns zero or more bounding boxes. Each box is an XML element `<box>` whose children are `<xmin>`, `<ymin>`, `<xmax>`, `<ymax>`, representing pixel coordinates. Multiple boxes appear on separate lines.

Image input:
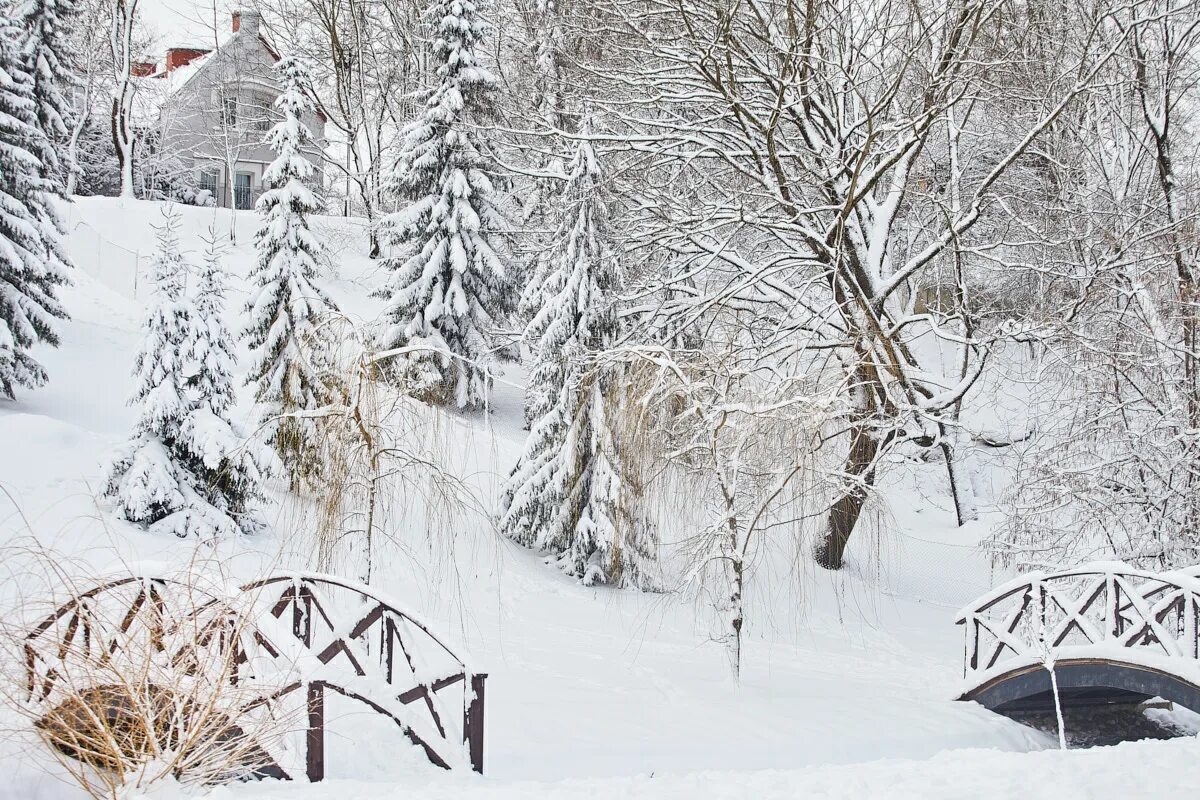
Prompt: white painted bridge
<box><xmin>956</xmin><ymin>563</ymin><xmax>1200</xmax><ymax>714</ymax></box>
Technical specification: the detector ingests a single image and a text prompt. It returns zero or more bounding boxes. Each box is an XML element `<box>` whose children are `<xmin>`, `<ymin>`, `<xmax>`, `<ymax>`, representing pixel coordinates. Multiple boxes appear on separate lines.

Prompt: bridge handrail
<box><xmin>21</xmin><ymin>569</ymin><xmax>488</xmax><ymax>779</ymax></box>
<box><xmin>955</xmin><ymin>562</ymin><xmax>1200</xmax><ymax>678</ymax></box>
<box><xmin>237</xmin><ymin>571</ymin><xmax>473</xmax><ymax>670</ymax></box>
<box><xmin>954</xmin><ymin>562</ymin><xmax>1200</xmax><ymax>625</ymax></box>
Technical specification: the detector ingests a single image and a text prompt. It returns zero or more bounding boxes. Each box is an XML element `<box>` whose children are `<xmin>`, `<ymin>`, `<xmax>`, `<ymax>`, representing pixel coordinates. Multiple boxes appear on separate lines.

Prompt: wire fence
<box><xmin>62</xmin><ymin>203</ymin><xmax>146</xmax><ymax>300</ymax></box>
<box><xmin>62</xmin><ymin>202</ymin><xmax>378</xmax><ymax>303</ymax></box>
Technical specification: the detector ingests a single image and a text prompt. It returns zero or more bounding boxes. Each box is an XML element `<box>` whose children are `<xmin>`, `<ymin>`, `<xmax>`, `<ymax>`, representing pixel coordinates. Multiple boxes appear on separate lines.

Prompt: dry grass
<box><xmin>280</xmin><ymin>314</ymin><xmax>482</xmax><ymax>589</ymax></box>
<box><xmin>0</xmin><ymin>551</ymin><xmax>299</xmax><ymax>799</ymax></box>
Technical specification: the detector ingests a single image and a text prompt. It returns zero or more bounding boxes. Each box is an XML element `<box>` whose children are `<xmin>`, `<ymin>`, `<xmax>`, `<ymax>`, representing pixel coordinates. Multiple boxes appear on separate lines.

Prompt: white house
<box><xmin>141</xmin><ymin>10</ymin><xmax>326</xmax><ymax>209</ymax></box>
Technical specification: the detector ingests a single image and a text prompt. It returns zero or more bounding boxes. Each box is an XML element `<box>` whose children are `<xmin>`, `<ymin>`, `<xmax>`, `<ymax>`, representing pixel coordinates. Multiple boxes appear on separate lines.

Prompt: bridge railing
<box><xmin>23</xmin><ymin>571</ymin><xmax>486</xmax><ymax>781</ymax></box>
<box><xmin>955</xmin><ymin>564</ymin><xmax>1200</xmax><ymax>680</ymax></box>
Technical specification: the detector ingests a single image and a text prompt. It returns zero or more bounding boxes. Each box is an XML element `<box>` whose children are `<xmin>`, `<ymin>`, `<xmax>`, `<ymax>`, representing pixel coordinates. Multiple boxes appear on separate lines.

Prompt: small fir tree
<box><xmin>187</xmin><ymin>233</ymin><xmax>238</xmax><ymax>413</ymax></box>
<box><xmin>500</xmin><ymin>135</ymin><xmax>657</xmax><ymax>588</ymax></box>
<box><xmin>376</xmin><ymin>0</ymin><xmax>510</xmax><ymax>409</ymax></box>
<box><xmin>243</xmin><ymin>55</ymin><xmax>337</xmax><ymax>489</ymax></box>
<box><xmin>0</xmin><ymin>18</ymin><xmax>69</xmax><ymax>399</ymax></box>
<box><xmin>182</xmin><ymin>232</ymin><xmax>270</xmax><ymax>517</ymax></box>
<box><xmin>103</xmin><ymin>213</ymin><xmax>263</xmax><ymax>538</ymax></box>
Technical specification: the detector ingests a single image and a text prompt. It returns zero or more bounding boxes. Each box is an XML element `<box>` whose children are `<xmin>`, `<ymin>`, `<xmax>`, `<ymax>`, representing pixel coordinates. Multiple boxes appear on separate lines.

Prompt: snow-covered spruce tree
<box><xmin>375</xmin><ymin>0</ymin><xmax>510</xmax><ymax>410</ymax></box>
<box><xmin>13</xmin><ymin>0</ymin><xmax>77</xmax><ymax>188</ymax></box>
<box><xmin>0</xmin><ymin>17</ymin><xmax>69</xmax><ymax>399</ymax></box>
<box><xmin>499</xmin><ymin>136</ymin><xmax>657</xmax><ymax>588</ymax></box>
<box><xmin>244</xmin><ymin>55</ymin><xmax>337</xmax><ymax>490</ymax></box>
<box><xmin>182</xmin><ymin>232</ymin><xmax>269</xmax><ymax>519</ymax></box>
<box><xmin>517</xmin><ymin>14</ymin><xmax>569</xmax><ymax>428</ymax></box>
<box><xmin>515</xmin><ymin>0</ymin><xmax>569</xmax><ymax>337</ymax></box>
<box><xmin>102</xmin><ymin>213</ymin><xmax>262</xmax><ymax>538</ymax></box>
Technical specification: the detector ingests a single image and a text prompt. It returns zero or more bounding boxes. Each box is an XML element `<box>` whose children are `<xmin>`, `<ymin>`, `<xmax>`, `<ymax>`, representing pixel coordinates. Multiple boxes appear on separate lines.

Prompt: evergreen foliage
<box><xmin>0</xmin><ymin>15</ymin><xmax>69</xmax><ymax>399</ymax></box>
<box><xmin>376</xmin><ymin>0</ymin><xmax>510</xmax><ymax>410</ymax></box>
<box><xmin>243</xmin><ymin>55</ymin><xmax>337</xmax><ymax>488</ymax></box>
<box><xmin>103</xmin><ymin>213</ymin><xmax>265</xmax><ymax>538</ymax></box>
<box><xmin>12</xmin><ymin>0</ymin><xmax>77</xmax><ymax>186</ymax></box>
<box><xmin>500</xmin><ymin>135</ymin><xmax>657</xmax><ymax>588</ymax></box>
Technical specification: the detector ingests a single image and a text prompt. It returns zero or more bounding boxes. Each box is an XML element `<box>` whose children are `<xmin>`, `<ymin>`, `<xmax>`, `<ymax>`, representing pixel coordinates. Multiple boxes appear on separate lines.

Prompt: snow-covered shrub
<box><xmin>102</xmin><ymin>212</ymin><xmax>266</xmax><ymax>538</ymax></box>
<box><xmin>69</xmin><ymin>117</ymin><xmax>123</xmax><ymax>197</ymax></box>
<box><xmin>176</xmin><ymin>186</ymin><xmax>215</xmax><ymax>207</ymax></box>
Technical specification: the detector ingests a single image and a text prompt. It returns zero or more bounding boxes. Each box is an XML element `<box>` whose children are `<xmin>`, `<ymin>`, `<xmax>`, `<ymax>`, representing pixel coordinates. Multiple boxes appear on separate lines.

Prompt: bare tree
<box><xmin>623</xmin><ymin>342</ymin><xmax>829</xmax><ymax>679</ymax></box>
<box><xmin>62</xmin><ymin>0</ymin><xmax>108</xmax><ymax>195</ymax></box>
<box><xmin>997</xmin><ymin>0</ymin><xmax>1200</xmax><ymax>570</ymax></box>
<box><xmin>108</xmin><ymin>0</ymin><xmax>139</xmax><ymax>197</ymax></box>
<box><xmin>586</xmin><ymin>0</ymin><xmax>1161</xmax><ymax>570</ymax></box>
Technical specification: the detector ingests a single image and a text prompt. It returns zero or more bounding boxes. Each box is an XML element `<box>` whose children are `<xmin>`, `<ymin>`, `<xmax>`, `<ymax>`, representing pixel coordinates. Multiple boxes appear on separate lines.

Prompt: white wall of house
<box><xmin>159</xmin><ymin>11</ymin><xmax>326</xmax><ymax>209</ymax></box>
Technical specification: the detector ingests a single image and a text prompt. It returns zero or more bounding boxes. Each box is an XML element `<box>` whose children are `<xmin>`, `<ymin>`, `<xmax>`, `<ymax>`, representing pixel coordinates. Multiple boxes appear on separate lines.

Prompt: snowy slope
<box><xmin>0</xmin><ymin>197</ymin><xmax>1193</xmax><ymax>799</ymax></box>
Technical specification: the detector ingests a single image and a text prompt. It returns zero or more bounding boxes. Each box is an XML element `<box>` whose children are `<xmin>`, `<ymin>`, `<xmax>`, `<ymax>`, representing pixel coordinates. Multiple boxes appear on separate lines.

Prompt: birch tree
<box><xmin>108</xmin><ymin>0</ymin><xmax>138</xmax><ymax>198</ymax></box>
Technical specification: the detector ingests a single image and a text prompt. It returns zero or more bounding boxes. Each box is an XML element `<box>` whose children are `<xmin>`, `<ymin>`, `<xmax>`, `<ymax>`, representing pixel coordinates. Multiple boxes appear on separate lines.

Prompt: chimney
<box><xmin>165</xmin><ymin>47</ymin><xmax>210</xmax><ymax>73</ymax></box>
<box><xmin>130</xmin><ymin>60</ymin><xmax>156</xmax><ymax>77</ymax></box>
<box><xmin>232</xmin><ymin>10</ymin><xmax>261</xmax><ymax>34</ymax></box>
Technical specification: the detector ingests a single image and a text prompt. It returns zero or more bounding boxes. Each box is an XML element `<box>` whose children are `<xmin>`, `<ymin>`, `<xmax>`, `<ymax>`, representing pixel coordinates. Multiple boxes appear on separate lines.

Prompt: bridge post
<box><xmin>307</xmin><ymin>681</ymin><xmax>325</xmax><ymax>781</ymax></box>
<box><xmin>465</xmin><ymin>673</ymin><xmax>487</xmax><ymax>773</ymax></box>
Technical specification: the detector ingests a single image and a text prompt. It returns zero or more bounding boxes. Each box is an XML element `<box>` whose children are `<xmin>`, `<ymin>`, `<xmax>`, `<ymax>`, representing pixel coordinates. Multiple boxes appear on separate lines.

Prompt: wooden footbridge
<box><xmin>956</xmin><ymin>564</ymin><xmax>1200</xmax><ymax>715</ymax></box>
<box><xmin>22</xmin><ymin>573</ymin><xmax>486</xmax><ymax>782</ymax></box>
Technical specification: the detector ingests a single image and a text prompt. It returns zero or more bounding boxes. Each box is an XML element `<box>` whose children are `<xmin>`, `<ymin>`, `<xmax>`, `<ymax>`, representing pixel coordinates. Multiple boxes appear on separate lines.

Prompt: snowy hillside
<box><xmin>1</xmin><ymin>198</ymin><xmax>1198</xmax><ymax>798</ymax></box>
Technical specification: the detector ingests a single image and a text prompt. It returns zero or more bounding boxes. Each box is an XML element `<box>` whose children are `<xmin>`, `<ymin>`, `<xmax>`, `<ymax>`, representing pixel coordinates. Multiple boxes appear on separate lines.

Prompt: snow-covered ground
<box><xmin>0</xmin><ymin>197</ymin><xmax>1193</xmax><ymax>799</ymax></box>
<box><xmin>211</xmin><ymin>737</ymin><xmax>1200</xmax><ymax>800</ymax></box>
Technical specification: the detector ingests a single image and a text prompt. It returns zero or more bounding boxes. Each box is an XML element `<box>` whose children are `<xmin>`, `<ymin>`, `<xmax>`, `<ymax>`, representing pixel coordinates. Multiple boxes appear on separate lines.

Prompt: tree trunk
<box><xmin>111</xmin><ymin>97</ymin><xmax>135</xmax><ymax>198</ymax></box>
<box><xmin>367</xmin><ymin>216</ymin><xmax>380</xmax><ymax>259</ymax></box>
<box><xmin>66</xmin><ymin>116</ymin><xmax>85</xmax><ymax>196</ymax></box>
<box><xmin>943</xmin><ymin>436</ymin><xmax>979</xmax><ymax>527</ymax></box>
<box><xmin>815</xmin><ymin>419</ymin><xmax>881</xmax><ymax>570</ymax></box>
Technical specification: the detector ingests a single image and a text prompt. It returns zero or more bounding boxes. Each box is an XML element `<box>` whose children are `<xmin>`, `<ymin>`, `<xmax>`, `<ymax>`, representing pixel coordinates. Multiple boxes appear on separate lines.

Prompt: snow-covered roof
<box><xmin>158</xmin><ymin>50</ymin><xmax>214</xmax><ymax>93</ymax></box>
<box><xmin>148</xmin><ymin>17</ymin><xmax>278</xmax><ymax>102</ymax></box>
<box><xmin>130</xmin><ymin>74</ymin><xmax>171</xmax><ymax>124</ymax></box>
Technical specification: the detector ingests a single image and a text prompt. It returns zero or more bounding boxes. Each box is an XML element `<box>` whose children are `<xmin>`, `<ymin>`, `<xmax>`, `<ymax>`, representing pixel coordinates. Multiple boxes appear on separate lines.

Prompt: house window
<box><xmin>198</xmin><ymin>170</ymin><xmax>217</xmax><ymax>196</ymax></box>
<box><xmin>253</xmin><ymin>94</ymin><xmax>275</xmax><ymax>132</ymax></box>
<box><xmin>234</xmin><ymin>172</ymin><xmax>253</xmax><ymax>210</ymax></box>
<box><xmin>222</xmin><ymin>95</ymin><xmax>238</xmax><ymax>128</ymax></box>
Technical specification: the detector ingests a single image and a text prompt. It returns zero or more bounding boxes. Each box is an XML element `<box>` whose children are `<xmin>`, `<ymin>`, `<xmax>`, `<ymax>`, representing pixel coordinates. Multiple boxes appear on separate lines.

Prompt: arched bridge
<box><xmin>956</xmin><ymin>564</ymin><xmax>1200</xmax><ymax>716</ymax></box>
<box><xmin>23</xmin><ymin>572</ymin><xmax>485</xmax><ymax>782</ymax></box>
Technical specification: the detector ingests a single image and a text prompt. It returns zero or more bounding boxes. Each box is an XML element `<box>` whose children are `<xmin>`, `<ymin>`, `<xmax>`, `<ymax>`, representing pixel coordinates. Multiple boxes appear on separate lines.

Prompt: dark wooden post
<box><xmin>465</xmin><ymin>673</ymin><xmax>486</xmax><ymax>773</ymax></box>
<box><xmin>307</xmin><ymin>681</ymin><xmax>325</xmax><ymax>782</ymax></box>
<box><xmin>294</xmin><ymin>585</ymin><xmax>313</xmax><ymax>647</ymax></box>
